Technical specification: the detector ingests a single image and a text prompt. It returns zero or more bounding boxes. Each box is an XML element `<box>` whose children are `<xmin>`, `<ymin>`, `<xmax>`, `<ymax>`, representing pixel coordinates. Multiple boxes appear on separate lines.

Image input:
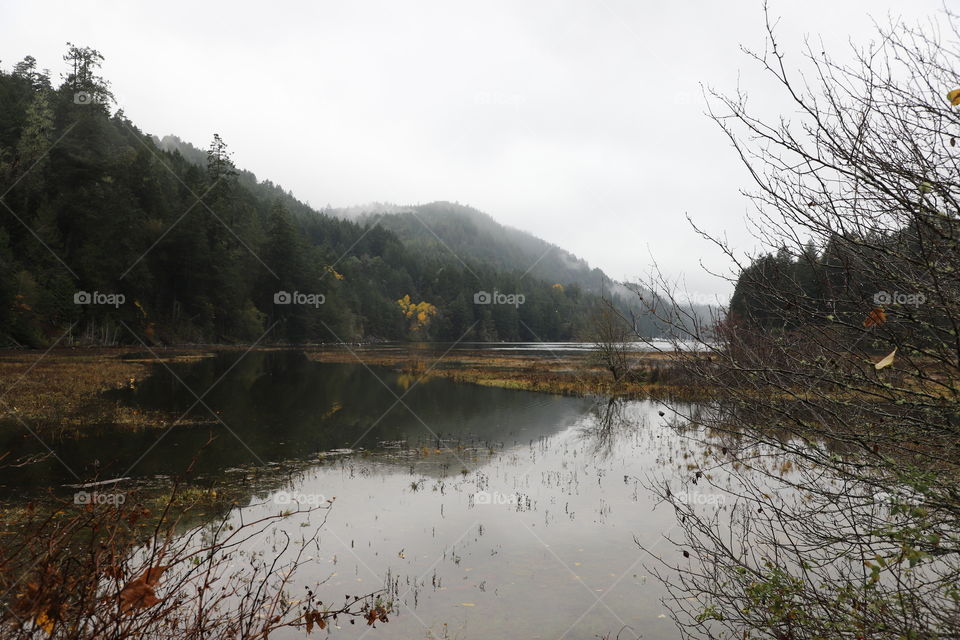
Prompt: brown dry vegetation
<box><xmin>0</xmin><ymin>348</ymin><xmax>215</xmax><ymax>433</ymax></box>
<box><xmin>0</xmin><ymin>485</ymin><xmax>392</xmax><ymax>639</ymax></box>
<box><xmin>304</xmin><ymin>345</ymin><xmax>706</xmax><ymax>399</ymax></box>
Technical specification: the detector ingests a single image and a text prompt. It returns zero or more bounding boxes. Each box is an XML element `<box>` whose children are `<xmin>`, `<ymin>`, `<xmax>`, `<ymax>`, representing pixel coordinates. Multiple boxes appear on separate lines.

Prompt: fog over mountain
<box><xmin>158</xmin><ymin>136</ymin><xmax>651</xmax><ymax>304</ymax></box>
<box><xmin>343</xmin><ymin>202</ymin><xmax>606</xmax><ymax>292</ymax></box>
<box><xmin>1</xmin><ymin>0</ymin><xmax>942</xmax><ymax>301</ymax></box>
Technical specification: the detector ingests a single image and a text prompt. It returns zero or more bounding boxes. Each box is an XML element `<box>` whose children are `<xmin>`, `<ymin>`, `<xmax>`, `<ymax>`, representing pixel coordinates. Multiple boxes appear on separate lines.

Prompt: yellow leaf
<box><xmin>948</xmin><ymin>89</ymin><xmax>960</xmax><ymax>106</ymax></box>
<box><xmin>461</xmin><ymin>602</ymin><xmax>476</xmax><ymax>606</ymax></box>
<box><xmin>875</xmin><ymin>348</ymin><xmax>897</xmax><ymax>370</ymax></box>
<box><xmin>34</xmin><ymin>612</ymin><xmax>54</xmax><ymax>634</ymax></box>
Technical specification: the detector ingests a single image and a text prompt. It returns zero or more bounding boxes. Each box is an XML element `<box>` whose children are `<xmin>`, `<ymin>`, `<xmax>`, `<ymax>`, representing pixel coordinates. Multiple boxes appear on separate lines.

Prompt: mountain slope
<box><xmin>2</xmin><ymin>47</ymin><xmax>680</xmax><ymax>346</ymax></box>
<box><xmin>344</xmin><ymin>202</ymin><xmax>611</xmax><ymax>295</ymax></box>
<box><xmin>347</xmin><ymin>202</ymin><xmax>716</xmax><ymax>336</ymax></box>
<box><xmin>152</xmin><ymin>140</ymin><xmax>678</xmax><ymax>338</ymax></box>
<box><xmin>153</xmin><ymin>142</ymin><xmax>625</xmax><ymax>300</ymax></box>
<box><xmin>153</xmin><ymin>140</ymin><xmax>677</xmax><ymax>334</ymax></box>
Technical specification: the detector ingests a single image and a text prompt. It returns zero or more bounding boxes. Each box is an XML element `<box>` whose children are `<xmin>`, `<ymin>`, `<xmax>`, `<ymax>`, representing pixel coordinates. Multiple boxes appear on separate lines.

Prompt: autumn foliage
<box><xmin>396</xmin><ymin>295</ymin><xmax>438</xmax><ymax>338</ymax></box>
<box><xmin>0</xmin><ymin>488</ymin><xmax>391</xmax><ymax>639</ymax></box>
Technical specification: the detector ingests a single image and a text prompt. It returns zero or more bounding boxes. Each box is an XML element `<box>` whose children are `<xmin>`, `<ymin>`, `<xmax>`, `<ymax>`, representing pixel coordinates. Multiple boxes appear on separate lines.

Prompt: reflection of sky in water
<box><xmin>227</xmin><ymin>400</ymin><xmax>707</xmax><ymax>640</ymax></box>
<box><xmin>2</xmin><ymin>352</ymin><xmax>737</xmax><ymax>639</ymax></box>
<box><xmin>316</xmin><ymin>340</ymin><xmax>689</xmax><ymax>355</ymax></box>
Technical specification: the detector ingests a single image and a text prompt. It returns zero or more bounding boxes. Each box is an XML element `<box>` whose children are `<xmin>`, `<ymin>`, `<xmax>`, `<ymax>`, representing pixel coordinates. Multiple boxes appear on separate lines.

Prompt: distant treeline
<box><xmin>0</xmin><ymin>45</ymin><xmax>657</xmax><ymax>346</ymax></box>
<box><xmin>728</xmin><ymin>220</ymin><xmax>954</xmax><ymax>348</ymax></box>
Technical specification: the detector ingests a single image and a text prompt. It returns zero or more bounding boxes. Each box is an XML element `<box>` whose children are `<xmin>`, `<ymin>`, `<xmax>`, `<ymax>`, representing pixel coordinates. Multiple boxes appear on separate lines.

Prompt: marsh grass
<box><xmin>305</xmin><ymin>346</ymin><xmax>710</xmax><ymax>400</ymax></box>
<box><xmin>0</xmin><ymin>345</ymin><xmax>711</xmax><ymax>446</ymax></box>
<box><xmin>0</xmin><ymin>348</ymin><xmax>218</xmax><ymax>436</ymax></box>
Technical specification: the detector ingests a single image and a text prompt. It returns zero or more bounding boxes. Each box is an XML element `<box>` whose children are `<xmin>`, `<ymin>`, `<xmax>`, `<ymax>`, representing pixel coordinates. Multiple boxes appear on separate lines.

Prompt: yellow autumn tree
<box><xmin>323</xmin><ymin>265</ymin><xmax>345</xmax><ymax>280</ymax></box>
<box><xmin>396</xmin><ymin>295</ymin><xmax>438</xmax><ymax>338</ymax></box>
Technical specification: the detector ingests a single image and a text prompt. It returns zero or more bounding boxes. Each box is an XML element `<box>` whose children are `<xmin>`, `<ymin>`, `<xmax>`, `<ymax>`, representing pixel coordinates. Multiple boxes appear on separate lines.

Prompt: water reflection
<box><xmin>0</xmin><ymin>351</ymin><xmax>593</xmax><ymax>492</ymax></box>
<box><xmin>222</xmin><ymin>396</ymin><xmax>691</xmax><ymax>639</ymax></box>
<box><xmin>1</xmin><ymin>350</ymin><xmax>720</xmax><ymax>640</ymax></box>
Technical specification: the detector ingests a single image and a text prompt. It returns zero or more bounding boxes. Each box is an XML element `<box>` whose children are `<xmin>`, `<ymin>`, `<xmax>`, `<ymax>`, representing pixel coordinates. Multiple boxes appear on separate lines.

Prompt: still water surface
<box><xmin>1</xmin><ymin>350</ymin><xmax>725</xmax><ymax>639</ymax></box>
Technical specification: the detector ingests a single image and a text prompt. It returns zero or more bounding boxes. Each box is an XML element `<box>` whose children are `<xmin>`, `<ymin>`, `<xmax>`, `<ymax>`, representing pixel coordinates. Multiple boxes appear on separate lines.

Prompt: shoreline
<box><xmin>0</xmin><ymin>344</ymin><xmax>699</xmax><ymax>433</ymax></box>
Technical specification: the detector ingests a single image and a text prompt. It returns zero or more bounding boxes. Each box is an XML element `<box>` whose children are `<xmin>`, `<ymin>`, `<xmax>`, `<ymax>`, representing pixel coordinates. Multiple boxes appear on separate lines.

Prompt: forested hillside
<box><xmin>152</xmin><ymin>143</ymin><xmax>674</xmax><ymax>338</ymax></box>
<box><xmin>0</xmin><ymin>45</ymin><xmax>664</xmax><ymax>347</ymax></box>
<box><xmin>347</xmin><ymin>202</ymin><xmax>608</xmax><ymax>294</ymax></box>
<box><xmin>728</xmin><ymin>229</ymin><xmax>949</xmax><ymax>347</ymax></box>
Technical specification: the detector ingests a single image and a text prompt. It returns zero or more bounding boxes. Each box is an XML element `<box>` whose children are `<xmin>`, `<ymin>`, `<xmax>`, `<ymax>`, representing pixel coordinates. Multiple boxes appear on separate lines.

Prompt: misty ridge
<box><xmin>0</xmin><ymin>62</ymin><xmax>710</xmax><ymax>348</ymax></box>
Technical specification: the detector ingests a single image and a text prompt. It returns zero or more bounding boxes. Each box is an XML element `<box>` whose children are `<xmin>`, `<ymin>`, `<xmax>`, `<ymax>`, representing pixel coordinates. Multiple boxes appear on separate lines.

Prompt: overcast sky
<box><xmin>0</xmin><ymin>0</ymin><xmax>946</xmax><ymax>300</ymax></box>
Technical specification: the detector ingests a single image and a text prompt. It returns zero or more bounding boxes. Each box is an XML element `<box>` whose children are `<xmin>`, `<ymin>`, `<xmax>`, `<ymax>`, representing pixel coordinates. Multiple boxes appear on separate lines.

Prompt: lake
<box><xmin>0</xmin><ymin>349</ymin><xmax>727</xmax><ymax>640</ymax></box>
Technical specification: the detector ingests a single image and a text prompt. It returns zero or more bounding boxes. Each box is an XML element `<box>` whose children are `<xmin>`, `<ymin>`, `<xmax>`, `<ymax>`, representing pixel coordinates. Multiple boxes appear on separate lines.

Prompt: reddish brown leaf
<box><xmin>863</xmin><ymin>307</ymin><xmax>887</xmax><ymax>328</ymax></box>
<box><xmin>118</xmin><ymin>565</ymin><xmax>169</xmax><ymax>612</ymax></box>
